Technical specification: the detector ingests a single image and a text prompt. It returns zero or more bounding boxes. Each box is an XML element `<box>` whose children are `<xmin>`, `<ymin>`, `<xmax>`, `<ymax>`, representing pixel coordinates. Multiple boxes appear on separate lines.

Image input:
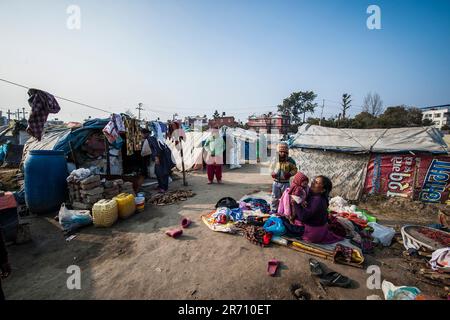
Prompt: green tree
<box><xmin>213</xmin><ymin>110</ymin><xmax>220</xmax><ymax>119</ymax></box>
<box><xmin>406</xmin><ymin>107</ymin><xmax>425</xmax><ymax>126</ymax></box>
<box><xmin>277</xmin><ymin>91</ymin><xmax>318</xmax><ymax>124</ymax></box>
<box><xmin>341</xmin><ymin>93</ymin><xmax>352</xmax><ymax>120</ymax></box>
<box><xmin>352</xmin><ymin>111</ymin><xmax>377</xmax><ymax>129</ymax></box>
<box><xmin>422</xmin><ymin>118</ymin><xmax>434</xmax><ymax>126</ymax></box>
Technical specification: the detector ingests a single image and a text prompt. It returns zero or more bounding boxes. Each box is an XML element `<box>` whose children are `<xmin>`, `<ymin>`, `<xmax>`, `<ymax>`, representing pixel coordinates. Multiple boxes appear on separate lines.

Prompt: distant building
<box><xmin>421</xmin><ymin>104</ymin><xmax>450</xmax><ymax>129</ymax></box>
<box><xmin>208</xmin><ymin>116</ymin><xmax>238</xmax><ymax>128</ymax></box>
<box><xmin>246</xmin><ymin>113</ymin><xmax>290</xmax><ymax>134</ymax></box>
<box><xmin>184</xmin><ymin>115</ymin><xmax>208</xmax><ymax>128</ymax></box>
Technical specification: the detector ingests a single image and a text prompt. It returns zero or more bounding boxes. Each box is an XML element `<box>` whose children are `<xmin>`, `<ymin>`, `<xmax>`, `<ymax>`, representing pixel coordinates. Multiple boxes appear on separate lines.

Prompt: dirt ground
<box><xmin>2</xmin><ymin>165</ymin><xmax>448</xmax><ymax>300</ymax></box>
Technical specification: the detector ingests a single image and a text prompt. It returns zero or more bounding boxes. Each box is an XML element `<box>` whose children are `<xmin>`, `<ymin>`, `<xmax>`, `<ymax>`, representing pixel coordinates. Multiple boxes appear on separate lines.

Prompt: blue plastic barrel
<box><xmin>24</xmin><ymin>150</ymin><xmax>68</xmax><ymax>214</ymax></box>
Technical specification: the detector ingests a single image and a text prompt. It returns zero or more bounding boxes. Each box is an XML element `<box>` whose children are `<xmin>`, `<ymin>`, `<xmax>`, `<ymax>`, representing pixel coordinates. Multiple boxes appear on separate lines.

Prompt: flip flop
<box><xmin>181</xmin><ymin>217</ymin><xmax>192</xmax><ymax>228</ymax></box>
<box><xmin>268</xmin><ymin>259</ymin><xmax>279</xmax><ymax>276</ymax></box>
<box><xmin>319</xmin><ymin>272</ymin><xmax>352</xmax><ymax>288</ymax></box>
<box><xmin>165</xmin><ymin>229</ymin><xmax>183</xmax><ymax>238</ymax></box>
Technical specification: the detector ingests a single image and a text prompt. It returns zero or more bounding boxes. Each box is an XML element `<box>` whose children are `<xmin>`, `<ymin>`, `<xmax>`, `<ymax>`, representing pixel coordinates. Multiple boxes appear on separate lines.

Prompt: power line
<box><xmin>0</xmin><ymin>77</ymin><xmax>111</xmax><ymax>114</ymax></box>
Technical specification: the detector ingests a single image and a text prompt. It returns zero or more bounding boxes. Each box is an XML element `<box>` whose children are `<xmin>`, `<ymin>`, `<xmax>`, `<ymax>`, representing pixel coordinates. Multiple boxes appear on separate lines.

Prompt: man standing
<box><xmin>0</xmin><ymin>228</ymin><xmax>11</xmax><ymax>300</ymax></box>
<box><xmin>204</xmin><ymin>126</ymin><xmax>225</xmax><ymax>184</ymax></box>
<box><xmin>270</xmin><ymin>142</ymin><xmax>298</xmax><ymax>213</ymax></box>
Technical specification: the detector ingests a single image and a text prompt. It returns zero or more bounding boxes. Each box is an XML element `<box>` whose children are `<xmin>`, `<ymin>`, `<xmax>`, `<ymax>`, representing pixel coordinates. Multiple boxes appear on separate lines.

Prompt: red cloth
<box><xmin>207</xmin><ymin>164</ymin><xmax>222</xmax><ymax>182</ymax></box>
<box><xmin>0</xmin><ymin>192</ymin><xmax>17</xmax><ymax>211</ymax></box>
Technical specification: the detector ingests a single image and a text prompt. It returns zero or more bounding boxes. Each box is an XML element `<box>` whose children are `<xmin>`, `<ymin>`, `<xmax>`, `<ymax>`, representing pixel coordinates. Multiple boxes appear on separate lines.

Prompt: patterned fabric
<box><xmin>289</xmin><ymin>149</ymin><xmax>370</xmax><ymax>201</ymax></box>
<box><xmin>26</xmin><ymin>89</ymin><xmax>61</xmax><ymax>140</ymax></box>
<box><xmin>235</xmin><ymin>222</ymin><xmax>270</xmax><ymax>247</ymax></box>
<box><xmin>124</xmin><ymin>118</ymin><xmax>142</xmax><ymax>156</ymax></box>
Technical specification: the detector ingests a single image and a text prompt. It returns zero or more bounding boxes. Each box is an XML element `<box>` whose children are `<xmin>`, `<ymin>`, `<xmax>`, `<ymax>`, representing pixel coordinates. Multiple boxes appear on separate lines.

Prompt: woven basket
<box><xmin>92</xmin><ymin>199</ymin><xmax>118</xmax><ymax>227</ymax></box>
<box><xmin>114</xmin><ymin>193</ymin><xmax>136</xmax><ymax>219</ymax></box>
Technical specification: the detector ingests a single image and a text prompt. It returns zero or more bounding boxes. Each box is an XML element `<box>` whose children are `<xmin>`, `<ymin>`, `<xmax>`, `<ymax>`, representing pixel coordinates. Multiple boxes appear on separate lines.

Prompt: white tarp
<box><xmin>167</xmin><ymin>131</ymin><xmax>210</xmax><ymax>171</ymax></box>
<box><xmin>291</xmin><ymin>124</ymin><xmax>448</xmax><ymax>154</ymax></box>
<box><xmin>167</xmin><ymin>127</ymin><xmax>272</xmax><ymax>171</ymax></box>
<box><xmin>21</xmin><ymin>128</ymin><xmax>71</xmax><ymax>164</ymax></box>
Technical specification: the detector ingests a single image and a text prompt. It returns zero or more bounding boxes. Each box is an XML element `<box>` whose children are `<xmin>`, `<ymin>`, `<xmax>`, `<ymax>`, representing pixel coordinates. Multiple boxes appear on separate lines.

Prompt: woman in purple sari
<box><xmin>293</xmin><ymin>175</ymin><xmax>343</xmax><ymax>244</ymax></box>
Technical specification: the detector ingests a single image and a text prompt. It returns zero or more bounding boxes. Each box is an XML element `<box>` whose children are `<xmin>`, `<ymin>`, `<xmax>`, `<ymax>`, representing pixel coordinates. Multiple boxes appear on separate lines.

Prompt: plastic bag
<box><xmin>368</xmin><ymin>222</ymin><xmax>395</xmax><ymax>246</ymax></box>
<box><xmin>141</xmin><ymin>139</ymin><xmax>152</xmax><ymax>157</ymax></box>
<box><xmin>59</xmin><ymin>203</ymin><xmax>93</xmax><ymax>232</ymax></box>
<box><xmin>263</xmin><ymin>217</ymin><xmax>286</xmax><ymax>236</ymax></box>
<box><xmin>382</xmin><ymin>280</ymin><xmax>421</xmax><ymax>300</ymax></box>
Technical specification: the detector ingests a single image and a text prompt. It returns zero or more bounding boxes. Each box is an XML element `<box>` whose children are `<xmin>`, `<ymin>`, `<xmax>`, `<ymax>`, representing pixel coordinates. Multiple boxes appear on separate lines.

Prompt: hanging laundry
<box><xmin>26</xmin><ymin>89</ymin><xmax>61</xmax><ymax>140</ymax></box>
<box><xmin>103</xmin><ymin>120</ymin><xmax>120</xmax><ymax>144</ymax></box>
<box><xmin>124</xmin><ymin>117</ymin><xmax>142</xmax><ymax>156</ymax></box>
<box><xmin>112</xmin><ymin>113</ymin><xmax>125</xmax><ymax>132</ymax></box>
<box><xmin>167</xmin><ymin>121</ymin><xmax>186</xmax><ymax>146</ymax></box>
<box><xmin>158</xmin><ymin>121</ymin><xmax>167</xmax><ymax>134</ymax></box>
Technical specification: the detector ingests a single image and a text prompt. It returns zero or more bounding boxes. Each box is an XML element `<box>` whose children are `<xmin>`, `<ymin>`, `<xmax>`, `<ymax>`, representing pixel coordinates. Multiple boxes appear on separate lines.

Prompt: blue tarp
<box><xmin>53</xmin><ymin>118</ymin><xmax>109</xmax><ymax>155</ymax></box>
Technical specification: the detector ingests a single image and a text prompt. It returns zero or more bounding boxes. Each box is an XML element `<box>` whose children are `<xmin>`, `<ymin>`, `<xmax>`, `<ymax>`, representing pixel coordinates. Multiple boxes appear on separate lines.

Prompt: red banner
<box><xmin>364</xmin><ymin>153</ymin><xmax>450</xmax><ymax>204</ymax></box>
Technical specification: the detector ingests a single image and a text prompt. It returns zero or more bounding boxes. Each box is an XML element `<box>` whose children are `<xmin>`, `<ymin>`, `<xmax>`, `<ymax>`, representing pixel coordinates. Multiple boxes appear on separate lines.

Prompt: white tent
<box><xmin>290</xmin><ymin>124</ymin><xmax>448</xmax><ymax>154</ymax></box>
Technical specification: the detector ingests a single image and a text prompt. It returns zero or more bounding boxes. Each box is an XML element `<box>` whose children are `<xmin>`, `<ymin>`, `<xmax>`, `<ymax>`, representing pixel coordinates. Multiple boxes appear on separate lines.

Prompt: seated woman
<box><xmin>292</xmin><ymin>175</ymin><xmax>343</xmax><ymax>244</ymax></box>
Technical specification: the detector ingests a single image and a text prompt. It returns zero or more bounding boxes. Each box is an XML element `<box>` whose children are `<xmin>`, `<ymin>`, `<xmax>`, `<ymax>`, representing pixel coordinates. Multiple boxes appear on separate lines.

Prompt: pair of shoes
<box><xmin>207</xmin><ymin>181</ymin><xmax>213</xmax><ymax>184</ymax></box>
<box><xmin>217</xmin><ymin>180</ymin><xmax>223</xmax><ymax>184</ymax></box>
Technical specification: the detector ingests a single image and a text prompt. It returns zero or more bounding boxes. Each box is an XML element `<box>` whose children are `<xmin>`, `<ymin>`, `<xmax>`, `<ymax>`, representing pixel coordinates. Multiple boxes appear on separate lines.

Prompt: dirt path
<box><xmin>2</xmin><ymin>165</ymin><xmax>446</xmax><ymax>300</ymax></box>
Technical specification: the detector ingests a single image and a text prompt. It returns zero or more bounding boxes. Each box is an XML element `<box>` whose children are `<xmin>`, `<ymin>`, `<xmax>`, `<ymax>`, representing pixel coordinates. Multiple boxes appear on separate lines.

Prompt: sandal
<box><xmin>181</xmin><ymin>217</ymin><xmax>192</xmax><ymax>228</ymax></box>
<box><xmin>319</xmin><ymin>272</ymin><xmax>352</xmax><ymax>288</ymax></box>
<box><xmin>267</xmin><ymin>259</ymin><xmax>279</xmax><ymax>276</ymax></box>
<box><xmin>165</xmin><ymin>229</ymin><xmax>183</xmax><ymax>238</ymax></box>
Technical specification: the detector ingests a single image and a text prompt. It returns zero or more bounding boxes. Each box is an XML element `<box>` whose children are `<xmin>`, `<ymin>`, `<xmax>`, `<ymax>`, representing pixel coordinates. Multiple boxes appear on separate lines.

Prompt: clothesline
<box><xmin>0</xmin><ymin>77</ymin><xmax>111</xmax><ymax>114</ymax></box>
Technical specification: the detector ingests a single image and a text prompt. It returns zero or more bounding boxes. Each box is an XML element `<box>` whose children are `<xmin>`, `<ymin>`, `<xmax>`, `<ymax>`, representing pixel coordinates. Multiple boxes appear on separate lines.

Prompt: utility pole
<box><xmin>319</xmin><ymin>99</ymin><xmax>324</xmax><ymax>126</ymax></box>
<box><xmin>136</xmin><ymin>103</ymin><xmax>144</xmax><ymax>120</ymax></box>
<box><xmin>22</xmin><ymin>107</ymin><xmax>28</xmax><ymax>120</ymax></box>
<box><xmin>7</xmin><ymin>109</ymin><xmax>12</xmax><ymax>122</ymax></box>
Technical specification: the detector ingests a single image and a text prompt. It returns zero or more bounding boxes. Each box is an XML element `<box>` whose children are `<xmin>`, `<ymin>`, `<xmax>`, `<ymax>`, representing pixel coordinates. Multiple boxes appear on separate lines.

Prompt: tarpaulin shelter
<box><xmin>289</xmin><ymin>124</ymin><xmax>449</xmax><ymax>202</ymax></box>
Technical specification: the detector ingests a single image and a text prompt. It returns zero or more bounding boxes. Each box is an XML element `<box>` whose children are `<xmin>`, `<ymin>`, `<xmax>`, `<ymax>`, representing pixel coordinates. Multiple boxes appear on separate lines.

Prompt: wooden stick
<box><xmin>179</xmin><ymin>139</ymin><xmax>187</xmax><ymax>186</ymax></box>
<box><xmin>69</xmin><ymin>141</ymin><xmax>78</xmax><ymax>169</ymax></box>
<box><xmin>104</xmin><ymin>137</ymin><xmax>110</xmax><ymax>175</ymax></box>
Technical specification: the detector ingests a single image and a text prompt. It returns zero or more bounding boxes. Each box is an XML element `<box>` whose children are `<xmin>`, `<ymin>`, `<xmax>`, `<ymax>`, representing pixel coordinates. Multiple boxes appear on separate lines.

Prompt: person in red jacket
<box><xmin>0</xmin><ymin>228</ymin><xmax>11</xmax><ymax>300</ymax></box>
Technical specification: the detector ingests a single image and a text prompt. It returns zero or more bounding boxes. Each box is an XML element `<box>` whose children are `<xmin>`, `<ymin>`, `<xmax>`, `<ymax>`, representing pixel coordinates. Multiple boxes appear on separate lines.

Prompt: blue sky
<box><xmin>0</xmin><ymin>0</ymin><xmax>449</xmax><ymax>122</ymax></box>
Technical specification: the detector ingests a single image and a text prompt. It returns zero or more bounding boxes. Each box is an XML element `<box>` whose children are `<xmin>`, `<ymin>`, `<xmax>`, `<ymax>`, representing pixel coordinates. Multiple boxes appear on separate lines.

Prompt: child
<box><xmin>270</xmin><ymin>142</ymin><xmax>298</xmax><ymax>213</ymax></box>
<box><xmin>278</xmin><ymin>172</ymin><xmax>309</xmax><ymax>222</ymax></box>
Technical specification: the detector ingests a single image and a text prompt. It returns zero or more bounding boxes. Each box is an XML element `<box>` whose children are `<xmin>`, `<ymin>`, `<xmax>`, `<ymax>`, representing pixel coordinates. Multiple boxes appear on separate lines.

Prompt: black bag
<box><xmin>215</xmin><ymin>197</ymin><xmax>239</xmax><ymax>209</ymax></box>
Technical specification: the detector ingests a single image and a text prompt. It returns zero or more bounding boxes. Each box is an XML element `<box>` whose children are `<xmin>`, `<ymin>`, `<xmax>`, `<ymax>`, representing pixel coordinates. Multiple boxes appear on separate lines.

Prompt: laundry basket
<box><xmin>114</xmin><ymin>193</ymin><xmax>136</xmax><ymax>219</ymax></box>
<box><xmin>400</xmin><ymin>225</ymin><xmax>447</xmax><ymax>251</ymax></box>
<box><xmin>92</xmin><ymin>199</ymin><xmax>118</xmax><ymax>227</ymax></box>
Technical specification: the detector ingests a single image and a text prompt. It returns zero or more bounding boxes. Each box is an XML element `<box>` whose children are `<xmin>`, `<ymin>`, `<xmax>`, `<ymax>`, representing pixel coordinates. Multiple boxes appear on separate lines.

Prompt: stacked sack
<box><xmin>79</xmin><ymin>175</ymin><xmax>104</xmax><ymax>207</ymax></box>
<box><xmin>67</xmin><ymin>168</ymin><xmax>102</xmax><ymax>210</ymax></box>
<box><xmin>120</xmin><ymin>181</ymin><xmax>135</xmax><ymax>195</ymax></box>
<box><xmin>71</xmin><ymin>175</ymin><xmax>104</xmax><ymax>210</ymax></box>
<box><xmin>103</xmin><ymin>180</ymin><xmax>121</xmax><ymax>199</ymax></box>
